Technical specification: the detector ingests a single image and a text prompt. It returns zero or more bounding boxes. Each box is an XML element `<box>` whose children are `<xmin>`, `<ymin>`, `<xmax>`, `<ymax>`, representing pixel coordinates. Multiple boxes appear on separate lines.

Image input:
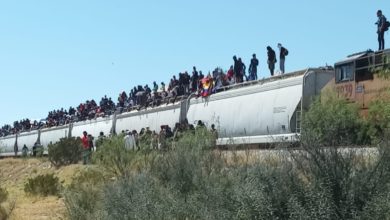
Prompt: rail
<box><xmin>353</xmin><ymin>49</ymin><xmax>389</xmax><ymax>72</ymax></box>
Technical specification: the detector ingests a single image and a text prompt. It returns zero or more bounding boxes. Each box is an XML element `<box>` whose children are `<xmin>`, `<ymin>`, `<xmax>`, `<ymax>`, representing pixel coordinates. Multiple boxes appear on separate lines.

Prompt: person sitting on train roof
<box><xmin>152</xmin><ymin>81</ymin><xmax>158</xmax><ymax>93</ymax></box>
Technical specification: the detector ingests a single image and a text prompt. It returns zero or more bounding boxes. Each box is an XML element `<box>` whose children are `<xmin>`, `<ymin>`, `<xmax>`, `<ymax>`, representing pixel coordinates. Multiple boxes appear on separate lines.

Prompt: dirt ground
<box><xmin>0</xmin><ymin>158</ymin><xmax>83</xmax><ymax>220</ymax></box>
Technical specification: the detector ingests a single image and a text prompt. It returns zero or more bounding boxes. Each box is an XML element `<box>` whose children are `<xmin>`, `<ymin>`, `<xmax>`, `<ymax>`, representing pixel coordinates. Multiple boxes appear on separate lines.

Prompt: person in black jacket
<box><xmin>248</xmin><ymin>53</ymin><xmax>259</xmax><ymax>80</ymax></box>
<box><xmin>267</xmin><ymin>46</ymin><xmax>277</xmax><ymax>76</ymax></box>
<box><xmin>376</xmin><ymin>10</ymin><xmax>387</xmax><ymax>50</ymax></box>
<box><xmin>278</xmin><ymin>43</ymin><xmax>288</xmax><ymax>74</ymax></box>
<box><xmin>233</xmin><ymin>56</ymin><xmax>242</xmax><ymax>83</ymax></box>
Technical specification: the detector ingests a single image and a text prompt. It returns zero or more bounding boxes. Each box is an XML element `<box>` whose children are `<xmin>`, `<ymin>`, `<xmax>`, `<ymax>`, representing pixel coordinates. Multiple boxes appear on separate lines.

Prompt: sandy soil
<box><xmin>0</xmin><ymin>158</ymin><xmax>83</xmax><ymax>220</ymax></box>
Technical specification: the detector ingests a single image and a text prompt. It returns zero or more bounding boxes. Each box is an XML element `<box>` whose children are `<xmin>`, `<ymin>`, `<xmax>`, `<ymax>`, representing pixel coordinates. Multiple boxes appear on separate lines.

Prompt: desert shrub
<box><xmin>48</xmin><ymin>137</ymin><xmax>83</xmax><ymax>167</ymax></box>
<box><xmin>302</xmin><ymin>91</ymin><xmax>369</xmax><ymax>146</ymax></box>
<box><xmin>367</xmin><ymin>94</ymin><xmax>390</xmax><ymax>142</ymax></box>
<box><xmin>0</xmin><ymin>186</ymin><xmax>9</xmax><ymax>219</ymax></box>
<box><xmin>101</xmin><ymin>129</ymin><xmax>237</xmax><ymax>220</ymax></box>
<box><xmin>103</xmin><ymin>173</ymin><xmax>174</xmax><ymax>220</ymax></box>
<box><xmin>0</xmin><ymin>187</ymin><xmax>7</xmax><ymax>204</ymax></box>
<box><xmin>0</xmin><ymin>186</ymin><xmax>13</xmax><ymax>220</ymax></box>
<box><xmin>64</xmin><ymin>117</ymin><xmax>390</xmax><ymax>219</ymax></box>
<box><xmin>24</xmin><ymin>173</ymin><xmax>61</xmax><ymax>196</ymax></box>
<box><xmin>92</xmin><ymin>136</ymin><xmax>136</xmax><ymax>176</ymax></box>
<box><xmin>65</xmin><ymin>168</ymin><xmax>107</xmax><ymax>220</ymax></box>
<box><xmin>289</xmin><ymin>135</ymin><xmax>390</xmax><ymax>219</ymax></box>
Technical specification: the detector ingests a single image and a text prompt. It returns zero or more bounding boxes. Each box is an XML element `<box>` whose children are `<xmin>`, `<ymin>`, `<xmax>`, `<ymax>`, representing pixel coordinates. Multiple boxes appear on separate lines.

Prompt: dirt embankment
<box><xmin>0</xmin><ymin>158</ymin><xmax>83</xmax><ymax>220</ymax></box>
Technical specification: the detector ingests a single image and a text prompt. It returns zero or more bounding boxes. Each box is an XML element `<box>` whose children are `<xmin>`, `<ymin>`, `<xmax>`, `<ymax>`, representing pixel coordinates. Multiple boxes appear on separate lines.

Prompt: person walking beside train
<box><xmin>376</xmin><ymin>10</ymin><xmax>388</xmax><ymax>51</ymax></box>
<box><xmin>267</xmin><ymin>46</ymin><xmax>277</xmax><ymax>76</ymax></box>
<box><xmin>278</xmin><ymin>43</ymin><xmax>288</xmax><ymax>74</ymax></box>
<box><xmin>124</xmin><ymin>131</ymin><xmax>137</xmax><ymax>150</ymax></box>
<box><xmin>81</xmin><ymin>131</ymin><xmax>91</xmax><ymax>165</ymax></box>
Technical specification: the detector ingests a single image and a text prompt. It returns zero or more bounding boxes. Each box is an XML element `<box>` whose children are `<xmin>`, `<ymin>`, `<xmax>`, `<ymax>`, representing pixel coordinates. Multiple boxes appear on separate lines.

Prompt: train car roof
<box><xmin>335</xmin><ymin>49</ymin><xmax>390</xmax><ymax>66</ymax></box>
<box><xmin>218</xmin><ymin>67</ymin><xmax>333</xmax><ymax>92</ymax></box>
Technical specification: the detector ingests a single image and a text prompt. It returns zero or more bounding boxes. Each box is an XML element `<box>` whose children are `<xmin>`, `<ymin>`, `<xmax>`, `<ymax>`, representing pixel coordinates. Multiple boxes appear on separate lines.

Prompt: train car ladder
<box><xmin>295</xmin><ymin>109</ymin><xmax>302</xmax><ymax>133</ymax></box>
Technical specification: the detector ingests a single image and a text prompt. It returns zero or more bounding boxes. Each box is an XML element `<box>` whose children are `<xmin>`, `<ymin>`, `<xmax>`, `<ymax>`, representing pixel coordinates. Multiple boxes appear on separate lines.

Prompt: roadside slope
<box><xmin>0</xmin><ymin>158</ymin><xmax>83</xmax><ymax>220</ymax></box>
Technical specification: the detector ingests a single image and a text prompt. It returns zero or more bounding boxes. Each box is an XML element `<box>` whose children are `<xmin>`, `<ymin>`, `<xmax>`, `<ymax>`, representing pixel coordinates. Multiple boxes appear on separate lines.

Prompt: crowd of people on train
<box><xmin>0</xmin><ymin>44</ymin><xmax>288</xmax><ymax>137</ymax></box>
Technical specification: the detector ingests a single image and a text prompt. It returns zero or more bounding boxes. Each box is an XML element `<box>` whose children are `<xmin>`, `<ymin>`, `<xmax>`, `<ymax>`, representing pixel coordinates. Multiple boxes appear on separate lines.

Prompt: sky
<box><xmin>0</xmin><ymin>0</ymin><xmax>389</xmax><ymax>126</ymax></box>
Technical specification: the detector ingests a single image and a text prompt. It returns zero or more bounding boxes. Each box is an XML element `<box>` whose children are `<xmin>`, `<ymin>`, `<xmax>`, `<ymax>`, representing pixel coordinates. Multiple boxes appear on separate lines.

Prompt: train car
<box><xmin>0</xmin><ymin>134</ymin><xmax>18</xmax><ymax>156</ymax></box>
<box><xmin>115</xmin><ymin>102</ymin><xmax>183</xmax><ymax>135</ymax></box>
<box><xmin>0</xmin><ymin>67</ymin><xmax>334</xmax><ymax>155</ymax></box>
<box><xmin>324</xmin><ymin>49</ymin><xmax>390</xmax><ymax>113</ymax></box>
<box><xmin>186</xmin><ymin>68</ymin><xmax>333</xmax><ymax>145</ymax></box>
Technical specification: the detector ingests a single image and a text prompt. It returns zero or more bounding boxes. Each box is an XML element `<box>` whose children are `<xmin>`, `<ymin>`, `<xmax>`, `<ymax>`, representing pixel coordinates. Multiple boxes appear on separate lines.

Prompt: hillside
<box><xmin>0</xmin><ymin>158</ymin><xmax>83</xmax><ymax>220</ymax></box>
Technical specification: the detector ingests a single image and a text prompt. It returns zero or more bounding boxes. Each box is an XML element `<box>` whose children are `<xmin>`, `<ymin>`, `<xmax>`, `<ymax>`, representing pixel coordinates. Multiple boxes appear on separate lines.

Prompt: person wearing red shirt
<box><xmin>81</xmin><ymin>131</ymin><xmax>90</xmax><ymax>164</ymax></box>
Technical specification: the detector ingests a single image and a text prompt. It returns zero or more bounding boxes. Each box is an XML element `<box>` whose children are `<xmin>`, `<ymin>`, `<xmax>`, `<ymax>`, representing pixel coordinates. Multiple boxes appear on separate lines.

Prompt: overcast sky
<box><xmin>0</xmin><ymin>0</ymin><xmax>389</xmax><ymax>125</ymax></box>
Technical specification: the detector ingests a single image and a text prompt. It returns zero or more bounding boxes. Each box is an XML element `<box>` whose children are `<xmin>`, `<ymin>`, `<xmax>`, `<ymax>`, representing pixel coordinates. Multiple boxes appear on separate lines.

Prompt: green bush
<box><xmin>24</xmin><ymin>173</ymin><xmax>61</xmax><ymax>196</ymax></box>
<box><xmin>0</xmin><ymin>187</ymin><xmax>7</xmax><ymax>204</ymax></box>
<box><xmin>0</xmin><ymin>186</ymin><xmax>13</xmax><ymax>220</ymax></box>
<box><xmin>92</xmin><ymin>136</ymin><xmax>136</xmax><ymax>176</ymax></box>
<box><xmin>48</xmin><ymin>137</ymin><xmax>83</xmax><ymax>167</ymax></box>
<box><xmin>367</xmin><ymin>95</ymin><xmax>390</xmax><ymax>142</ymax></box>
<box><xmin>65</xmin><ymin>168</ymin><xmax>107</xmax><ymax>220</ymax></box>
<box><xmin>302</xmin><ymin>91</ymin><xmax>370</xmax><ymax>146</ymax></box>
<box><xmin>64</xmin><ymin>115</ymin><xmax>390</xmax><ymax>219</ymax></box>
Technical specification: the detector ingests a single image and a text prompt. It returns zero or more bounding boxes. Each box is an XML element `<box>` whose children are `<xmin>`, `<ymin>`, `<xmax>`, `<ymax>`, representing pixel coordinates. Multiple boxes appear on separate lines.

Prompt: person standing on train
<box><xmin>267</xmin><ymin>46</ymin><xmax>277</xmax><ymax>76</ymax></box>
<box><xmin>233</xmin><ymin>56</ymin><xmax>243</xmax><ymax>83</ymax></box>
<box><xmin>248</xmin><ymin>53</ymin><xmax>259</xmax><ymax>80</ymax></box>
<box><xmin>278</xmin><ymin>43</ymin><xmax>289</xmax><ymax>74</ymax></box>
<box><xmin>238</xmin><ymin>58</ymin><xmax>246</xmax><ymax>81</ymax></box>
<box><xmin>81</xmin><ymin>131</ymin><xmax>90</xmax><ymax>164</ymax></box>
<box><xmin>376</xmin><ymin>10</ymin><xmax>387</xmax><ymax>51</ymax></box>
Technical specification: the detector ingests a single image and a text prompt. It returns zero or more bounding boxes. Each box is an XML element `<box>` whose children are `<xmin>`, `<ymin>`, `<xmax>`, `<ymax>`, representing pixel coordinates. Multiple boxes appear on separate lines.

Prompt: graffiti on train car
<box><xmin>336</xmin><ymin>83</ymin><xmax>354</xmax><ymax>98</ymax></box>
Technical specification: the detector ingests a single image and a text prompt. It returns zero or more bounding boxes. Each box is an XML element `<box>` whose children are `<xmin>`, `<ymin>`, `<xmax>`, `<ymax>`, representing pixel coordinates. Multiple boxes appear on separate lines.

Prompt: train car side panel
<box><xmin>187</xmin><ymin>77</ymin><xmax>303</xmax><ymax>138</ymax></box>
<box><xmin>40</xmin><ymin>126</ymin><xmax>69</xmax><ymax>147</ymax></box>
<box><xmin>0</xmin><ymin>135</ymin><xmax>16</xmax><ymax>154</ymax></box>
<box><xmin>116</xmin><ymin>104</ymin><xmax>181</xmax><ymax>133</ymax></box>
<box><xmin>17</xmin><ymin>131</ymin><xmax>39</xmax><ymax>150</ymax></box>
<box><xmin>72</xmin><ymin>116</ymin><xmax>113</xmax><ymax>138</ymax></box>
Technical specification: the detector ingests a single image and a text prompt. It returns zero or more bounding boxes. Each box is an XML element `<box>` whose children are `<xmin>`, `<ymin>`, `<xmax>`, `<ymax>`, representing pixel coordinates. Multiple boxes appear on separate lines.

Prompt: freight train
<box><xmin>1</xmin><ymin>49</ymin><xmax>389</xmax><ymax>156</ymax></box>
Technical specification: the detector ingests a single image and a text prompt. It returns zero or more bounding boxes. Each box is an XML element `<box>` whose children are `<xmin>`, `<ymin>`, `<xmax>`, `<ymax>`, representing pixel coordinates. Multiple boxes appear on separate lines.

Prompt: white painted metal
<box><xmin>72</xmin><ymin>116</ymin><xmax>113</xmax><ymax>138</ymax></box>
<box><xmin>40</xmin><ymin>126</ymin><xmax>69</xmax><ymax>147</ymax></box>
<box><xmin>187</xmin><ymin>75</ymin><xmax>304</xmax><ymax>138</ymax></box>
<box><xmin>0</xmin><ymin>69</ymin><xmax>335</xmax><ymax>155</ymax></box>
<box><xmin>116</xmin><ymin>104</ymin><xmax>181</xmax><ymax>133</ymax></box>
<box><xmin>17</xmin><ymin>131</ymin><xmax>39</xmax><ymax>149</ymax></box>
<box><xmin>217</xmin><ymin>133</ymin><xmax>300</xmax><ymax>145</ymax></box>
<box><xmin>0</xmin><ymin>135</ymin><xmax>16</xmax><ymax>154</ymax></box>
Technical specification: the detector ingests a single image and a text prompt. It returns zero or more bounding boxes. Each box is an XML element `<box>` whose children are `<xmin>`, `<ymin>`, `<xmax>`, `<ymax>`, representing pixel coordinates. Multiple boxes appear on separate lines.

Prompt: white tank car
<box><xmin>115</xmin><ymin>102</ymin><xmax>182</xmax><ymax>134</ymax></box>
<box><xmin>185</xmin><ymin>68</ymin><xmax>333</xmax><ymax>145</ymax></box>
<box><xmin>72</xmin><ymin>116</ymin><xmax>113</xmax><ymax>140</ymax></box>
<box><xmin>0</xmin><ymin>68</ymin><xmax>333</xmax><ymax>155</ymax></box>
<box><xmin>0</xmin><ymin>134</ymin><xmax>18</xmax><ymax>156</ymax></box>
<box><xmin>40</xmin><ymin>125</ymin><xmax>71</xmax><ymax>147</ymax></box>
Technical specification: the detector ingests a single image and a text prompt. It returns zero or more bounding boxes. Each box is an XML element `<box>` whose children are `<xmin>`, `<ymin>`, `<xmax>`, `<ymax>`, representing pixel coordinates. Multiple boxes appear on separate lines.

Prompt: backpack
<box><xmin>385</xmin><ymin>21</ymin><xmax>390</xmax><ymax>31</ymax></box>
<box><xmin>284</xmin><ymin>48</ymin><xmax>289</xmax><ymax>56</ymax></box>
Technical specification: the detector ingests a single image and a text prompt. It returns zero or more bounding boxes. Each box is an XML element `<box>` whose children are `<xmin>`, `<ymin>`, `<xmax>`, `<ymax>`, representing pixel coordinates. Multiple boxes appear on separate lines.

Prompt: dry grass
<box><xmin>0</xmin><ymin>158</ymin><xmax>84</xmax><ymax>220</ymax></box>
